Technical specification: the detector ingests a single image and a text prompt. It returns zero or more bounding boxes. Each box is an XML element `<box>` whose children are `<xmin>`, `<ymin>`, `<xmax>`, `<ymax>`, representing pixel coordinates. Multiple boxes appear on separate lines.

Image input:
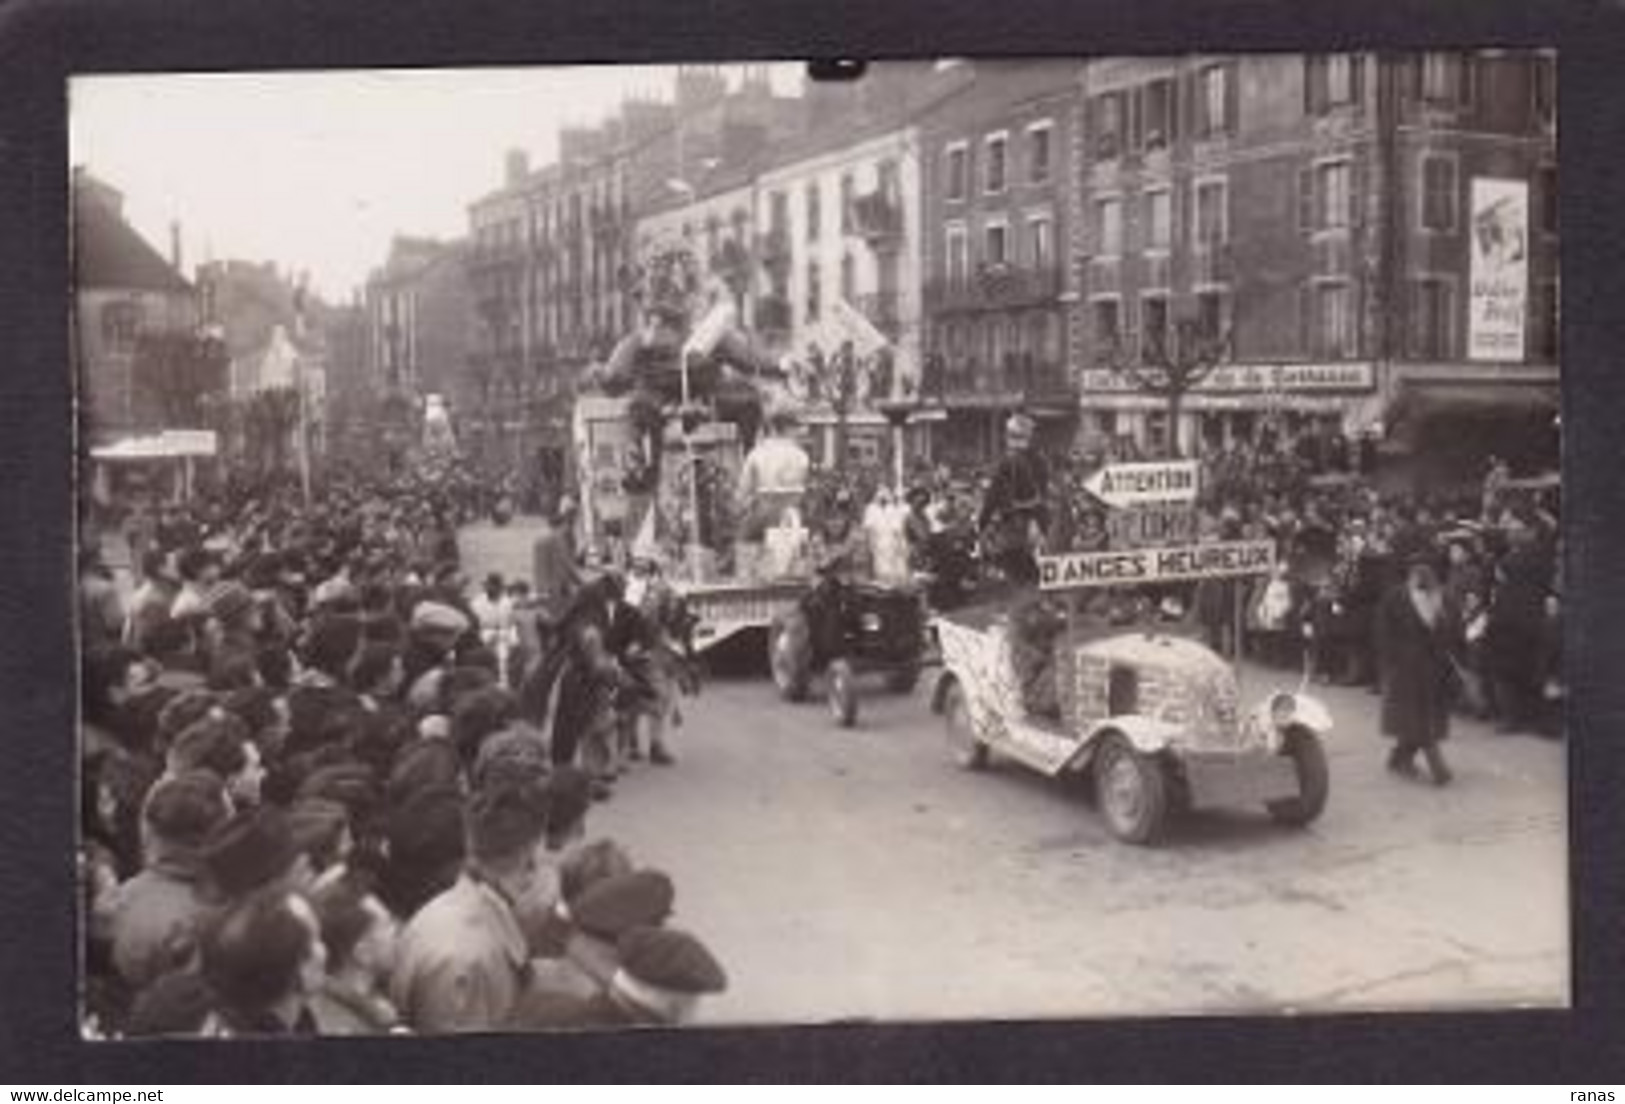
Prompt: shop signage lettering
<box><xmin>1040</xmin><ymin>539</ymin><xmax>1276</xmax><ymax>591</ymax></box>
<box><xmin>1076</xmin><ymin>362</ymin><xmax>1375</xmax><ymax>394</ymax></box>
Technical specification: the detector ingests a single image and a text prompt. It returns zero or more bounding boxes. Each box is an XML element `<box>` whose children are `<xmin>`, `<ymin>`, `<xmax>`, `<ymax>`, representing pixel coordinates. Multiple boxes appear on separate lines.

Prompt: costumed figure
<box><xmin>734</xmin><ymin>392</ymin><xmax>812</xmax><ymax>578</ymax></box>
<box><xmin>591</xmin><ymin>239</ymin><xmax>788</xmax><ymax>489</ymax></box>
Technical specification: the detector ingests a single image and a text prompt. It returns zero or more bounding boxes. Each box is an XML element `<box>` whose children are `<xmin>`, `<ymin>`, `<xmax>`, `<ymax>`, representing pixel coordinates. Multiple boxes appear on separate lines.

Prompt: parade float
<box><xmin>570</xmin><ymin>240</ymin><xmax>812</xmax><ymax>653</ymax></box>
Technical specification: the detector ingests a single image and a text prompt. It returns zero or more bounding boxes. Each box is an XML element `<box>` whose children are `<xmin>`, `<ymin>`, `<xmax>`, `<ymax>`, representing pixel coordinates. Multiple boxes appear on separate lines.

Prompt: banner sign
<box><xmin>1040</xmin><ymin>540</ymin><xmax>1276</xmax><ymax>591</ymax></box>
<box><xmin>1076</xmin><ymin>362</ymin><xmax>1375</xmax><ymax>394</ymax></box>
<box><xmin>1468</xmin><ymin>177</ymin><xmax>1530</xmax><ymax>362</ymax></box>
<box><xmin>1083</xmin><ymin>460</ymin><xmax>1201</xmax><ymax>508</ymax></box>
<box><xmin>1106</xmin><ymin>505</ymin><xmax>1201</xmax><ymax>549</ymax></box>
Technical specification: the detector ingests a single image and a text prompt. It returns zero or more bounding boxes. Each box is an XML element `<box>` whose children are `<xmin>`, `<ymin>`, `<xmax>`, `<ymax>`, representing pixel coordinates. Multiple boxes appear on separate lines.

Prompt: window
<box><xmin>805</xmin><ymin>183</ymin><xmax>821</xmax><ymax>242</ymax></box>
<box><xmin>1306</xmin><ymin>54</ymin><xmax>1358</xmax><ymax>113</ymax></box>
<box><xmin>1197</xmin><ymin>290</ymin><xmax>1229</xmax><ymax>344</ymax></box>
<box><xmin>1421</xmin><ymin>52</ymin><xmax>1468</xmax><ymax>105</ymax></box>
<box><xmin>877</xmin><ymin>159</ymin><xmax>900</xmax><ymax>203</ymax></box>
<box><xmin>1142</xmin><ymin>296</ymin><xmax>1170</xmax><ymax>359</ymax></box>
<box><xmin>1144</xmin><ymin>188</ymin><xmax>1172</xmax><ymax>250</ymax></box>
<box><xmin>1142</xmin><ymin>80</ymin><xmax>1175</xmax><ymax>149</ymax></box>
<box><xmin>985</xmin><ymin>221</ymin><xmax>1009</xmax><ymax>267</ymax></box>
<box><xmin>1533</xmin><ymin>280</ymin><xmax>1559</xmax><ymax>361</ymax></box>
<box><xmin>1097</xmin><ymin>197</ymin><xmax>1123</xmax><ymax>256</ymax></box>
<box><xmin>806</xmin><ymin>261</ymin><xmax>822</xmax><ymax>321</ymax></box>
<box><xmin>1027</xmin><ymin>123</ymin><xmax>1053</xmax><ymax>183</ymax></box>
<box><xmin>946</xmin><ymin>144</ymin><xmax>969</xmax><ymax>201</ymax></box>
<box><xmin>840</xmin><ymin>253</ymin><xmax>856</xmax><ymax>302</ymax></box>
<box><xmin>1198</xmin><ymin>64</ymin><xmax>1234</xmax><ymax>136</ymax></box>
<box><xmin>101</xmin><ymin>300</ymin><xmax>142</xmax><ymax>352</ymax></box>
<box><xmin>770</xmin><ymin>191</ymin><xmax>789</xmax><ymax>235</ymax></box>
<box><xmin>1411</xmin><ymin>278</ymin><xmax>1453</xmax><ymax>360</ymax></box>
<box><xmin>1312</xmin><ymin>282</ymin><xmax>1356</xmax><ymax>358</ymax></box>
<box><xmin>840</xmin><ymin>173</ymin><xmax>855</xmax><ymax>234</ymax></box>
<box><xmin>1539</xmin><ymin>165</ymin><xmax>1558</xmax><ymax>234</ymax></box>
<box><xmin>1092</xmin><ymin>299</ymin><xmax>1122</xmax><ymax>354</ymax></box>
<box><xmin>985</xmin><ymin>133</ymin><xmax>1008</xmax><ymax>193</ymax></box>
<box><xmin>1094</xmin><ymin>93</ymin><xmax>1125</xmax><ymax>160</ymax></box>
<box><xmin>1533</xmin><ymin>54</ymin><xmax>1556</xmax><ymax>126</ymax></box>
<box><xmin>1421</xmin><ymin>156</ymin><xmax>1457</xmax><ymax>232</ymax></box>
<box><xmin>1316</xmin><ymin>160</ymin><xmax>1352</xmax><ymax>229</ymax></box>
<box><xmin>1028</xmin><ymin>214</ymin><xmax>1054</xmax><ymax>270</ymax></box>
<box><xmin>946</xmin><ymin>224</ymin><xmax>970</xmax><ymax>285</ymax></box>
<box><xmin>1194</xmin><ymin>180</ymin><xmax>1228</xmax><ymax>246</ymax></box>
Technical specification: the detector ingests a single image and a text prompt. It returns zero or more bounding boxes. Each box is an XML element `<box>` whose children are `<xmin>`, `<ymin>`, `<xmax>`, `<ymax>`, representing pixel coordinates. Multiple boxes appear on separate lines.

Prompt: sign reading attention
<box><xmin>1468</xmin><ymin>177</ymin><xmax>1530</xmax><ymax>362</ymax></box>
<box><xmin>1083</xmin><ymin>460</ymin><xmax>1201</xmax><ymax>508</ymax></box>
<box><xmin>1040</xmin><ymin>540</ymin><xmax>1276</xmax><ymax>591</ymax></box>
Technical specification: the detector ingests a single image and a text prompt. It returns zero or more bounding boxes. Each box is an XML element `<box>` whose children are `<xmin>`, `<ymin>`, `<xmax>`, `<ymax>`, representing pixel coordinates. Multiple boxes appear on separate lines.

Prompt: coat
<box><xmin>1376</xmin><ymin>585</ymin><xmax>1456</xmax><ymax>747</ymax></box>
<box><xmin>391</xmin><ymin>873</ymin><xmax>531</xmax><ymax>1033</ymax></box>
<box><xmin>106</xmin><ymin>859</ymin><xmax>213</xmax><ymax>991</ymax></box>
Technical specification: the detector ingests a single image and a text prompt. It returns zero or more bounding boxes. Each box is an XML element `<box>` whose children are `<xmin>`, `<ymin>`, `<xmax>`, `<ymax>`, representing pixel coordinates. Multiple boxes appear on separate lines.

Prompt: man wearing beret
<box><xmin>513</xmin><ymin>924</ymin><xmax>726</xmax><ymax>1030</ymax></box>
<box><xmin>510</xmin><ymin>868</ymin><xmax>675</xmax><ymax>1029</ymax></box>
<box><xmin>391</xmin><ymin>780</ymin><xmax>550</xmax><ymax>1033</ymax></box>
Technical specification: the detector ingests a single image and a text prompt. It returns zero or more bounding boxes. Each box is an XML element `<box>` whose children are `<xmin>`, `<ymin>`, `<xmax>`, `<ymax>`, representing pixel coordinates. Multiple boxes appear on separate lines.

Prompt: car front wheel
<box><xmin>770</xmin><ymin>612</ymin><xmax>811</xmax><ymax>702</ymax></box>
<box><xmin>1094</xmin><ymin>733</ymin><xmax>1169</xmax><ymax>845</ymax></box>
<box><xmin>942</xmin><ymin>679</ymin><xmax>988</xmax><ymax>770</ymax></box>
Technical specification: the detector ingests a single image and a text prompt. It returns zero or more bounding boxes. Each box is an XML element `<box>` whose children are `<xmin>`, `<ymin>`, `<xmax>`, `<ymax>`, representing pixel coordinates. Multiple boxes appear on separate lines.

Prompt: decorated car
<box><xmin>928</xmin><ymin>540</ymin><xmax>1332</xmax><ymax>845</ymax></box>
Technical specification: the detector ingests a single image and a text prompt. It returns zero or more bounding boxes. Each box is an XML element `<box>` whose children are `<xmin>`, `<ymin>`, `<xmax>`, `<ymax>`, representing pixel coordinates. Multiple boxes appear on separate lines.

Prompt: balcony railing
<box><xmin>852</xmin><ymin>190</ymin><xmax>904</xmax><ymax>247</ymax></box>
<box><xmin>925</xmin><ymin>265</ymin><xmax>1064</xmax><ymax>313</ymax></box>
<box><xmin>756</xmin><ymin>226</ymin><xmax>792</xmax><ymax>269</ymax></box>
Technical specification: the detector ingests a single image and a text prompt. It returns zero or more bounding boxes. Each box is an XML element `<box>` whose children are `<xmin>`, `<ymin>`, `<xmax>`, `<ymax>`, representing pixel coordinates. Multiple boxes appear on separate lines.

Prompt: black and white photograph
<box><xmin>69</xmin><ymin>54</ymin><xmax>1565</xmax><ymax>1040</ymax></box>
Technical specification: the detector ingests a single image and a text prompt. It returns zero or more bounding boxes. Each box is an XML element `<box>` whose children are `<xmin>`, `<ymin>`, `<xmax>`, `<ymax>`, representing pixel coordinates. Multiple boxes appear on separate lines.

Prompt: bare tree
<box><xmin>1099</xmin><ymin>314</ymin><xmax>1233</xmax><ymax>459</ymax></box>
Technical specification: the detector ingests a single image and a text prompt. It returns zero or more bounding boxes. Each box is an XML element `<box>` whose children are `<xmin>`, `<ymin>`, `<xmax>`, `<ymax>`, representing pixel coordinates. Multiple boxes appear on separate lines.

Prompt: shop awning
<box><xmin>1391</xmin><ymin>380</ymin><xmax>1560</xmax><ymax>423</ymax></box>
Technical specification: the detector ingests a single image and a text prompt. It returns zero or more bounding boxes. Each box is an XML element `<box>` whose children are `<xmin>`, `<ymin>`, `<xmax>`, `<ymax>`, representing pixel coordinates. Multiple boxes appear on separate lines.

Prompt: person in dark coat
<box><xmin>1376</xmin><ymin>559</ymin><xmax>1457</xmax><ymax>786</ymax></box>
<box><xmin>977</xmin><ymin>413</ymin><xmax>1050</xmax><ymax>587</ymax></box>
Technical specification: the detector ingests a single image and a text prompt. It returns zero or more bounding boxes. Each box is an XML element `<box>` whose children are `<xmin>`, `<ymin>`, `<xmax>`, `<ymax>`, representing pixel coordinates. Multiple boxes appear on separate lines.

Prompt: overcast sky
<box><xmin>69</xmin><ymin>64</ymin><xmax>803</xmax><ymax>303</ymax></box>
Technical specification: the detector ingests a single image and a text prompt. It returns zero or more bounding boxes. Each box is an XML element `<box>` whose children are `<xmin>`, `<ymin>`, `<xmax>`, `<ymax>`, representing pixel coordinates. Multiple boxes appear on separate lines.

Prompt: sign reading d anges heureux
<box><xmin>1039</xmin><ymin>539</ymin><xmax>1276</xmax><ymax>590</ymax></box>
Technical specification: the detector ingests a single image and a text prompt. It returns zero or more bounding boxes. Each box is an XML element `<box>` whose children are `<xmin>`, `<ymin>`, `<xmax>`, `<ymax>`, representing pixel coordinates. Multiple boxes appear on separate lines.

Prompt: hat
<box><xmin>298</xmin><ymin>760</ymin><xmax>378</xmax><ymax>811</ymax></box>
<box><xmin>558</xmin><ymin>838</ymin><xmax>635</xmax><ymax>905</ymax></box>
<box><xmin>201</xmin><ymin>807</ymin><xmax>302</xmax><ymax>899</ymax></box>
<box><xmin>470</xmin><ymin>725</ymin><xmax>551</xmax><ymax>793</ymax></box>
<box><xmin>411</xmin><ymin>602</ymin><xmax>470</xmax><ymax>639</ymax></box>
<box><xmin>303</xmin><ymin>615</ymin><xmax>363</xmax><ymax>679</ymax></box>
<box><xmin>204</xmin><ymin>582</ymin><xmax>255</xmax><ymax>625</ymax></box>
<box><xmin>570</xmin><ymin>869</ymin><xmax>675</xmax><ymax>940</ymax></box>
<box><xmin>156</xmin><ymin>690</ymin><xmax>222</xmax><ymax>746</ymax></box>
<box><xmin>617</xmin><ymin>925</ymin><xmax>727</xmax><ymax>995</ymax></box>
<box><xmin>465</xmin><ymin>778</ymin><xmax>549</xmax><ymax>864</ymax></box>
<box><xmin>1005</xmin><ymin>413</ymin><xmax>1036</xmax><ymax>439</ymax></box>
<box><xmin>142</xmin><ymin>770</ymin><xmax>231</xmax><ymax>851</ymax></box>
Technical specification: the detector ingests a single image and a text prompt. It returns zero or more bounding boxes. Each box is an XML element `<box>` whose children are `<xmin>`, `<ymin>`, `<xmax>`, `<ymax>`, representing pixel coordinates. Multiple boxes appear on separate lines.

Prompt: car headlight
<box><xmin>861</xmin><ymin>612</ymin><xmax>883</xmax><ymax>632</ymax></box>
<box><xmin>1269</xmin><ymin>693</ymin><xmax>1296</xmax><ymax>728</ymax></box>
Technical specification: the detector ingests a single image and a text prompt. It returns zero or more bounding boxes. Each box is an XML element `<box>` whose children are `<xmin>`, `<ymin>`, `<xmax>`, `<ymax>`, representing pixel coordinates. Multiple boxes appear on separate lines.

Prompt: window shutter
<box><xmin>1184</xmin><ymin>69</ymin><xmax>1203</xmax><ymax>138</ymax></box>
<box><xmin>1351</xmin><ymin>155</ymin><xmax>1368</xmax><ymax>232</ymax></box>
<box><xmin>1297</xmin><ymin>167</ymin><xmax>1316</xmax><ymax>234</ymax></box>
<box><xmin>1129</xmin><ymin>86</ymin><xmax>1144</xmax><ymax>153</ymax></box>
<box><xmin>1168</xmin><ymin>78</ymin><xmax>1182</xmax><ymax>141</ymax></box>
<box><xmin>1305</xmin><ymin>56</ymin><xmax>1322</xmax><ymax>116</ymax></box>
<box><xmin>1225</xmin><ymin>62</ymin><xmax>1240</xmax><ymax>133</ymax></box>
<box><xmin>1298</xmin><ymin>282</ymin><xmax>1314</xmax><ymax>356</ymax></box>
<box><xmin>1351</xmin><ymin>54</ymin><xmax>1367</xmax><ymax>109</ymax></box>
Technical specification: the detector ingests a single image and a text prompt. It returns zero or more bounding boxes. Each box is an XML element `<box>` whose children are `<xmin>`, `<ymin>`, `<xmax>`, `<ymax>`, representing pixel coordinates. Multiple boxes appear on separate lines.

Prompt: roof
<box><xmin>73</xmin><ymin>187</ymin><xmax>190</xmax><ymax>294</ymax></box>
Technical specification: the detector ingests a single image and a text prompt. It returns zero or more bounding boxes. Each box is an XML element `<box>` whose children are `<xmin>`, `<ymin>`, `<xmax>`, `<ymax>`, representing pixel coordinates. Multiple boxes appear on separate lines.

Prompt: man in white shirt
<box><xmin>736</xmin><ymin>399</ymin><xmax>811</xmax><ymax>544</ymax></box>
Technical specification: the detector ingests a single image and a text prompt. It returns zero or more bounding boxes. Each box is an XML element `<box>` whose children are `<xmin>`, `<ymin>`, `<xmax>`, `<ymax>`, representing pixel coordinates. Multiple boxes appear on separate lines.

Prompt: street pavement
<box><xmin>472</xmin><ymin>519</ymin><xmax>1570</xmax><ymax>1025</ymax></box>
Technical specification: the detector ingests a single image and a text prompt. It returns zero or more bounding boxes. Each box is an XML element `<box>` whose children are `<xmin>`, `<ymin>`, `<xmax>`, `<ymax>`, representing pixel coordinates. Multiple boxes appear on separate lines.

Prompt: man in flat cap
<box><xmin>391</xmin><ymin>779</ymin><xmax>550</xmax><ymax>1033</ymax></box>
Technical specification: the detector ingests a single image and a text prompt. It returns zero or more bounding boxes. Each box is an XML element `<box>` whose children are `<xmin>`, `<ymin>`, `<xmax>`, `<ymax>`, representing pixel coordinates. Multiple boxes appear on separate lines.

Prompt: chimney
<box><xmin>169</xmin><ymin>221</ymin><xmax>183</xmax><ymax>274</ymax></box>
<box><xmin>505</xmin><ymin>148</ymin><xmax>530</xmax><ymax>187</ymax></box>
